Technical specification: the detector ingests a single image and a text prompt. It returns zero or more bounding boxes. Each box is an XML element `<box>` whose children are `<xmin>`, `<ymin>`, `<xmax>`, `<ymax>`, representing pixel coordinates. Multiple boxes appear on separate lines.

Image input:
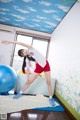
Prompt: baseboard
<box><xmin>55</xmin><ymin>92</ymin><xmax>80</xmax><ymax>120</ymax></box>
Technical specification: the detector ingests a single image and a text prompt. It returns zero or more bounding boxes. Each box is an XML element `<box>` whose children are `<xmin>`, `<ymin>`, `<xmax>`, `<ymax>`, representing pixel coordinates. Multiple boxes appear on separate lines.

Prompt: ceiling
<box><xmin>0</xmin><ymin>0</ymin><xmax>77</xmax><ymax>34</ymax></box>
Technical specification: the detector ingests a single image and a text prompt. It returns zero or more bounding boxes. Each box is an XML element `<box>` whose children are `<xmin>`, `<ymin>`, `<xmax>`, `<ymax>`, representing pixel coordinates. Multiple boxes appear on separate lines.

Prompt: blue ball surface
<box><xmin>0</xmin><ymin>65</ymin><xmax>17</xmax><ymax>93</ymax></box>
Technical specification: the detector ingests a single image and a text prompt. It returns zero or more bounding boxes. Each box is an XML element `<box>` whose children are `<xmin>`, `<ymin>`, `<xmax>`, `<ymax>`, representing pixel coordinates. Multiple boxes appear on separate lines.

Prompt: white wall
<box><xmin>0</xmin><ymin>31</ymin><xmax>15</xmax><ymax>65</ymax></box>
<box><xmin>49</xmin><ymin>2</ymin><xmax>80</xmax><ymax>114</ymax></box>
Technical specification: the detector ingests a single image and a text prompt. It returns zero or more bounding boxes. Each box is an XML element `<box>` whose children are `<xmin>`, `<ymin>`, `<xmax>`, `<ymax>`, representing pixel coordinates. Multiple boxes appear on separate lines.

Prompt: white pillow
<box><xmin>15</xmin><ymin>74</ymin><xmax>56</xmax><ymax>96</ymax></box>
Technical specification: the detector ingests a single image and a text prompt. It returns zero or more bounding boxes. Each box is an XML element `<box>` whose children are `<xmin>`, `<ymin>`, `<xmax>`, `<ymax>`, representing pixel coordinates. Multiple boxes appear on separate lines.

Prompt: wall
<box><xmin>0</xmin><ymin>31</ymin><xmax>15</xmax><ymax>65</ymax></box>
<box><xmin>49</xmin><ymin>2</ymin><xmax>80</xmax><ymax>119</ymax></box>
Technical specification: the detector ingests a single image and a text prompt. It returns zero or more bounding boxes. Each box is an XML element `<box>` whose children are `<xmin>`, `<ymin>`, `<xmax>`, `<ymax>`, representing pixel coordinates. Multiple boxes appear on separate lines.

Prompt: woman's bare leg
<box><xmin>22</xmin><ymin>72</ymin><xmax>39</xmax><ymax>93</ymax></box>
<box><xmin>44</xmin><ymin>71</ymin><xmax>52</xmax><ymax>97</ymax></box>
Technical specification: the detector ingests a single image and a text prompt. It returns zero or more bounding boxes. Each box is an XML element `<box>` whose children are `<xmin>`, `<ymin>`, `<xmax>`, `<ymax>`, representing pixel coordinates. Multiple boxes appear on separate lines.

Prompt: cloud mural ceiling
<box><xmin>0</xmin><ymin>0</ymin><xmax>77</xmax><ymax>34</ymax></box>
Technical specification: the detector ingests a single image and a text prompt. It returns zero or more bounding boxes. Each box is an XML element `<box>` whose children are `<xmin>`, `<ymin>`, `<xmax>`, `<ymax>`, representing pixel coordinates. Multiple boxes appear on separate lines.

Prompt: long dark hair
<box><xmin>22</xmin><ymin>55</ymin><xmax>35</xmax><ymax>73</ymax></box>
<box><xmin>22</xmin><ymin>56</ymin><xmax>26</xmax><ymax>73</ymax></box>
<box><xmin>18</xmin><ymin>49</ymin><xmax>35</xmax><ymax>73</ymax></box>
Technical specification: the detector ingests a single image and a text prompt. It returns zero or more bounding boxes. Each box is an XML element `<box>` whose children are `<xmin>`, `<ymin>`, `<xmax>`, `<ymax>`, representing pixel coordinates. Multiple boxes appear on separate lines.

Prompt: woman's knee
<box><xmin>27</xmin><ymin>79</ymin><xmax>32</xmax><ymax>85</ymax></box>
<box><xmin>46</xmin><ymin>79</ymin><xmax>51</xmax><ymax>86</ymax></box>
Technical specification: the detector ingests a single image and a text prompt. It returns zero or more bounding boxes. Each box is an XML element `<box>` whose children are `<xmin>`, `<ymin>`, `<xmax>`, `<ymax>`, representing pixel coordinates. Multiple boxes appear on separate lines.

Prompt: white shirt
<box><xmin>28</xmin><ymin>47</ymin><xmax>46</xmax><ymax>67</ymax></box>
<box><xmin>26</xmin><ymin>58</ymin><xmax>35</xmax><ymax>73</ymax></box>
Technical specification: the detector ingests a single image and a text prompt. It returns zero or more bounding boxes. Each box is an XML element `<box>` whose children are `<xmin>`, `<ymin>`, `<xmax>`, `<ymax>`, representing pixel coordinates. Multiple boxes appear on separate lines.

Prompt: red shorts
<box><xmin>34</xmin><ymin>60</ymin><xmax>51</xmax><ymax>73</ymax></box>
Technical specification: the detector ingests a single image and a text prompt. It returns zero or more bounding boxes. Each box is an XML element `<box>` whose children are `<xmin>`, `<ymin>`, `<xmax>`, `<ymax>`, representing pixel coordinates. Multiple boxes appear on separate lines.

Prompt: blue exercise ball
<box><xmin>0</xmin><ymin>65</ymin><xmax>17</xmax><ymax>93</ymax></box>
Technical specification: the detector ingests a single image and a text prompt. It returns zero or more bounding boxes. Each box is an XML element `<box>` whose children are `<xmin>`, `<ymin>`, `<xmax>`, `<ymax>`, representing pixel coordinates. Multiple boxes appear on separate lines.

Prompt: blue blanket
<box><xmin>33</xmin><ymin>98</ymin><xmax>64</xmax><ymax>112</ymax></box>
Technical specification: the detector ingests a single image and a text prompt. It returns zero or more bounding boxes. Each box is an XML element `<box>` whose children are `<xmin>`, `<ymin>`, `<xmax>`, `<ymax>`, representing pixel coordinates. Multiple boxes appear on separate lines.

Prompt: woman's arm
<box><xmin>1</xmin><ymin>40</ymin><xmax>31</xmax><ymax>48</ymax></box>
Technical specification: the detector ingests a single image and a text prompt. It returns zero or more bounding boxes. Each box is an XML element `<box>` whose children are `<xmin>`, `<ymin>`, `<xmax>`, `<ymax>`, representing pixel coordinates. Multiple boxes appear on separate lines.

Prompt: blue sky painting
<box><xmin>0</xmin><ymin>0</ymin><xmax>77</xmax><ymax>33</ymax></box>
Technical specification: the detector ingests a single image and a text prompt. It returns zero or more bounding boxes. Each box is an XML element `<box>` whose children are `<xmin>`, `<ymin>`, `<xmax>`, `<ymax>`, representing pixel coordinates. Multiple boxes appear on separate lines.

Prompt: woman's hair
<box><xmin>18</xmin><ymin>49</ymin><xmax>26</xmax><ymax>73</ymax></box>
<box><xmin>27</xmin><ymin>55</ymin><xmax>35</xmax><ymax>61</ymax></box>
<box><xmin>22</xmin><ymin>56</ymin><xmax>26</xmax><ymax>73</ymax></box>
<box><xmin>18</xmin><ymin>49</ymin><xmax>35</xmax><ymax>73</ymax></box>
<box><xmin>18</xmin><ymin>49</ymin><xmax>24</xmax><ymax>57</ymax></box>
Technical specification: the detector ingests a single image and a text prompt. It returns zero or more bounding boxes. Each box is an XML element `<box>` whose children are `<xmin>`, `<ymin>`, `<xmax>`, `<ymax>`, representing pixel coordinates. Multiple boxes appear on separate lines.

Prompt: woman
<box><xmin>1</xmin><ymin>40</ymin><xmax>55</xmax><ymax>106</ymax></box>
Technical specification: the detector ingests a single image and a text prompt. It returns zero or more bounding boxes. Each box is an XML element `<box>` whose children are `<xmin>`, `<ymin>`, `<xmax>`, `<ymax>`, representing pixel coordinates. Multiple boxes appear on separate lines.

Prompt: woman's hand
<box><xmin>1</xmin><ymin>40</ymin><xmax>11</xmax><ymax>44</ymax></box>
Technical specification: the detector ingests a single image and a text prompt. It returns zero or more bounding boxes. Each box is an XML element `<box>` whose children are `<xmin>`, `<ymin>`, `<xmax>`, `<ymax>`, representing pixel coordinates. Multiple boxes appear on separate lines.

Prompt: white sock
<box><xmin>49</xmin><ymin>96</ymin><xmax>52</xmax><ymax>99</ymax></box>
<box><xmin>19</xmin><ymin>91</ymin><xmax>23</xmax><ymax>94</ymax></box>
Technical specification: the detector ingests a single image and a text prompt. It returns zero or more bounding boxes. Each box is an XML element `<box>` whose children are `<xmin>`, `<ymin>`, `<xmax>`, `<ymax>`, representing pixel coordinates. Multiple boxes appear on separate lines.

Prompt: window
<box><xmin>14</xmin><ymin>35</ymin><xmax>32</xmax><ymax>56</ymax></box>
<box><xmin>33</xmin><ymin>38</ymin><xmax>48</xmax><ymax>57</ymax></box>
<box><xmin>12</xmin><ymin>34</ymin><xmax>49</xmax><ymax>71</ymax></box>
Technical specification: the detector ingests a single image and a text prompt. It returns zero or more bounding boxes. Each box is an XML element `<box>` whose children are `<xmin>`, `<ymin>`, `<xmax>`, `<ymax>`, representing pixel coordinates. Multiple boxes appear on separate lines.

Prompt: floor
<box><xmin>7</xmin><ymin>109</ymin><xmax>73</xmax><ymax>120</ymax></box>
